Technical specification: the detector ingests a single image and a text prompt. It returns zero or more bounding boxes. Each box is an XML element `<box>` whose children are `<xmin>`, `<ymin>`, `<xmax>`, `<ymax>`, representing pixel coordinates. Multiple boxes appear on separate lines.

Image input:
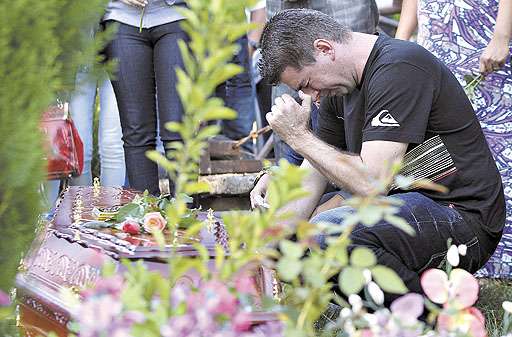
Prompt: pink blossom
<box><xmin>142</xmin><ymin>212</ymin><xmax>167</xmax><ymax>233</ymax></box>
<box><xmin>121</xmin><ymin>219</ymin><xmax>141</xmax><ymax>235</ymax></box>
<box><xmin>390</xmin><ymin>293</ymin><xmax>424</xmax><ymax>325</ymax></box>
<box><xmin>203</xmin><ymin>280</ymin><xmax>238</xmax><ymax>316</ymax></box>
<box><xmin>421</xmin><ymin>269</ymin><xmax>449</xmax><ymax>304</ymax></box>
<box><xmin>360</xmin><ymin>329</ymin><xmax>373</xmax><ymax>337</ymax></box>
<box><xmin>0</xmin><ymin>289</ymin><xmax>10</xmax><ymax>306</ymax></box>
<box><xmin>78</xmin><ymin>294</ymin><xmax>123</xmax><ymax>334</ymax></box>
<box><xmin>449</xmin><ymin>268</ymin><xmax>479</xmax><ymax>309</ymax></box>
<box><xmin>421</xmin><ymin>268</ymin><xmax>478</xmax><ymax>309</ymax></box>
<box><xmin>234</xmin><ymin>274</ymin><xmax>258</xmax><ymax>297</ymax></box>
<box><xmin>91</xmin><ymin>275</ymin><xmax>125</xmax><ymax>298</ymax></box>
<box><xmin>232</xmin><ymin>311</ymin><xmax>253</xmax><ymax>332</ymax></box>
<box><xmin>438</xmin><ymin>307</ymin><xmax>487</xmax><ymax>337</ymax></box>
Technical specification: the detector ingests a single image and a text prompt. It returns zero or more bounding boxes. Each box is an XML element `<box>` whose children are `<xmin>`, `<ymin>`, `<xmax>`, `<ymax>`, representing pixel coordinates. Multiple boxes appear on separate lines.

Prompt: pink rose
<box><xmin>143</xmin><ymin>212</ymin><xmax>167</xmax><ymax>233</ymax></box>
<box><xmin>121</xmin><ymin>219</ymin><xmax>141</xmax><ymax>235</ymax></box>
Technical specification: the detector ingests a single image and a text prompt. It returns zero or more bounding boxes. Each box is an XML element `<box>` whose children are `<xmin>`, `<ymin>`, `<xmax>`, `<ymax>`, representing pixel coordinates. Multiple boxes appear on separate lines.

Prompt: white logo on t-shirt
<box><xmin>371</xmin><ymin>109</ymin><xmax>400</xmax><ymax>127</ymax></box>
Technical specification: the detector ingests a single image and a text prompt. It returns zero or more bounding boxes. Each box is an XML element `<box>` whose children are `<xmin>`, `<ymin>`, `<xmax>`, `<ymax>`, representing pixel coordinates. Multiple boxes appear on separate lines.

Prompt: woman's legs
<box><xmin>152</xmin><ymin>21</ymin><xmax>188</xmax><ymax>194</ymax></box>
<box><xmin>152</xmin><ymin>21</ymin><xmax>187</xmax><ymax>144</ymax></box>
<box><xmin>106</xmin><ymin>23</ymin><xmax>160</xmax><ymax>195</ymax></box>
<box><xmin>98</xmin><ymin>78</ymin><xmax>126</xmax><ymax>187</ymax></box>
<box><xmin>69</xmin><ymin>71</ymin><xmax>96</xmax><ymax>186</ymax></box>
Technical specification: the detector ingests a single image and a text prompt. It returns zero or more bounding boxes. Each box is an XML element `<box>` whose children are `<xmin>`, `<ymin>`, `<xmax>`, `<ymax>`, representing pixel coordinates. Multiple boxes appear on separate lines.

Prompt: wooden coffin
<box><xmin>16</xmin><ymin>186</ymin><xmax>279</xmax><ymax>337</ymax></box>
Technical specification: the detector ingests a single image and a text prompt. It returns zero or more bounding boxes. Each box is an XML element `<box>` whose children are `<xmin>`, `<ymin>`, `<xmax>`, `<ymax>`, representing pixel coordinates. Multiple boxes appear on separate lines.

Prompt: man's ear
<box><xmin>313</xmin><ymin>39</ymin><xmax>335</xmax><ymax>59</ymax></box>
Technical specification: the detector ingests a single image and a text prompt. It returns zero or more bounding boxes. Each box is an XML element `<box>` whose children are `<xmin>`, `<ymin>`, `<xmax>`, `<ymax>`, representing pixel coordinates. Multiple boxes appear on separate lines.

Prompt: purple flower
<box><xmin>0</xmin><ymin>289</ymin><xmax>10</xmax><ymax>306</ymax></box>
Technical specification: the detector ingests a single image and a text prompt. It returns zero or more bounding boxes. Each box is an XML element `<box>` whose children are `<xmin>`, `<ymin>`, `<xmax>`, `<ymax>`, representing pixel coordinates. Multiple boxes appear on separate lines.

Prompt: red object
<box><xmin>121</xmin><ymin>220</ymin><xmax>141</xmax><ymax>235</ymax></box>
<box><xmin>40</xmin><ymin>103</ymin><xmax>84</xmax><ymax>180</ymax></box>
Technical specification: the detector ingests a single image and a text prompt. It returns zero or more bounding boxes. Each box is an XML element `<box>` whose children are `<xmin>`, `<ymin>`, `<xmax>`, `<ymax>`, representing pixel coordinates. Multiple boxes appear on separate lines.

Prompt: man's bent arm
<box><xmin>279</xmin><ymin>159</ymin><xmax>328</xmax><ymax>223</ymax></box>
<box><xmin>289</xmin><ymin>132</ymin><xmax>408</xmax><ymax>196</ymax></box>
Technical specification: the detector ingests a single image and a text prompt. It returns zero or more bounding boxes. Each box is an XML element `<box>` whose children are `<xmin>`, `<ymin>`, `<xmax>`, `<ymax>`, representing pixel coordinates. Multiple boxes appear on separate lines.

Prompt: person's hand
<box><xmin>479</xmin><ymin>36</ymin><xmax>510</xmax><ymax>74</ymax></box>
<box><xmin>266</xmin><ymin>91</ymin><xmax>312</xmax><ymax>147</ymax></box>
<box><xmin>250</xmin><ymin>173</ymin><xmax>271</xmax><ymax>209</ymax></box>
<box><xmin>119</xmin><ymin>0</ymin><xmax>147</xmax><ymax>8</ymax></box>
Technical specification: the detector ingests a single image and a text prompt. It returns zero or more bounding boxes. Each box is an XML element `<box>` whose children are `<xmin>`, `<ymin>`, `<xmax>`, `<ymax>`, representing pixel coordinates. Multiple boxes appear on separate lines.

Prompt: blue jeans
<box><xmin>105</xmin><ymin>20</ymin><xmax>188</xmax><ymax>195</ymax></box>
<box><xmin>69</xmin><ymin>72</ymin><xmax>125</xmax><ymax>187</ymax></box>
<box><xmin>310</xmin><ymin>192</ymin><xmax>497</xmax><ymax>304</ymax></box>
<box><xmin>217</xmin><ymin>36</ymin><xmax>256</xmax><ymax>151</ymax></box>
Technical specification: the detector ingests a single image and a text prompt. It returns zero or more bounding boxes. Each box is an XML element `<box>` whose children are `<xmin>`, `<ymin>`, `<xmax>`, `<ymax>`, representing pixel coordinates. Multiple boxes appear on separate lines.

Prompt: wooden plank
<box><xmin>199</xmin><ymin>159</ymin><xmax>263</xmax><ymax>175</ymax></box>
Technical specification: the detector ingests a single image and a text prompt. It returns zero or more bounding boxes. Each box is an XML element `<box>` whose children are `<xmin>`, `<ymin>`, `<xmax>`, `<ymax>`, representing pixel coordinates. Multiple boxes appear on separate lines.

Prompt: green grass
<box><xmin>477</xmin><ymin>278</ymin><xmax>512</xmax><ymax>337</ymax></box>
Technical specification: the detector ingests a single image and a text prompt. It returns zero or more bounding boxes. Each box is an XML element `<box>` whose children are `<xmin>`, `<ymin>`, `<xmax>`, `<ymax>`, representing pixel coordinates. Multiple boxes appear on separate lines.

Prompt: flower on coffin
<box><xmin>421</xmin><ymin>268</ymin><xmax>486</xmax><ymax>337</ymax></box>
<box><xmin>121</xmin><ymin>218</ymin><xmax>141</xmax><ymax>235</ymax></box>
<box><xmin>143</xmin><ymin>212</ymin><xmax>167</xmax><ymax>233</ymax></box>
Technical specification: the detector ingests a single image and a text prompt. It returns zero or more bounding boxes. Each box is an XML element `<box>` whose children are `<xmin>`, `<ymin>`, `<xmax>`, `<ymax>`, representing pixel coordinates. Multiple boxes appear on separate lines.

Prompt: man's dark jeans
<box><xmin>105</xmin><ymin>21</ymin><xmax>188</xmax><ymax>195</ymax></box>
<box><xmin>310</xmin><ymin>192</ymin><xmax>498</xmax><ymax>304</ymax></box>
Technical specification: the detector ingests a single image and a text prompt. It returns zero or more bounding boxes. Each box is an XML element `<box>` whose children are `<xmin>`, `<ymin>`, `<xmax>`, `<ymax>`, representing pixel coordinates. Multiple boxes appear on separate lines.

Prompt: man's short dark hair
<box><xmin>259</xmin><ymin>9</ymin><xmax>351</xmax><ymax>85</ymax></box>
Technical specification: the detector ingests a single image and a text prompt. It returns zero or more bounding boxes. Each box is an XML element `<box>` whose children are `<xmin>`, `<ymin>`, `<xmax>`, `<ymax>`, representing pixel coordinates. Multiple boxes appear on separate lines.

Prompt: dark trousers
<box><xmin>105</xmin><ymin>21</ymin><xmax>188</xmax><ymax>195</ymax></box>
<box><xmin>215</xmin><ymin>36</ymin><xmax>255</xmax><ymax>151</ymax></box>
<box><xmin>310</xmin><ymin>192</ymin><xmax>499</xmax><ymax>305</ymax></box>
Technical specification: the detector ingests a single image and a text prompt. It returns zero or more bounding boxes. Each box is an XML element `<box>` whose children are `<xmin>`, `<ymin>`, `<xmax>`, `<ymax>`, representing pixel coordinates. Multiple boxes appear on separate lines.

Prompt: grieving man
<box><xmin>250</xmin><ymin>9</ymin><xmax>505</xmax><ymax>301</ymax></box>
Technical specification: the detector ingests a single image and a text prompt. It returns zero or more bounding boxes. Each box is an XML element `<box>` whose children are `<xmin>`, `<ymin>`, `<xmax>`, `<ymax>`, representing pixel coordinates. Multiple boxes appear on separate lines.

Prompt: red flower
<box><xmin>121</xmin><ymin>219</ymin><xmax>141</xmax><ymax>235</ymax></box>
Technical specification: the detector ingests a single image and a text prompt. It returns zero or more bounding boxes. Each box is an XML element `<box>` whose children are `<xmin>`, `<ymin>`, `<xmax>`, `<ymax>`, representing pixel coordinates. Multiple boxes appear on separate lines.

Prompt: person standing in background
<box><xmin>103</xmin><ymin>0</ymin><xmax>188</xmax><ymax>196</ymax></box>
<box><xmin>396</xmin><ymin>0</ymin><xmax>512</xmax><ymax>278</ymax></box>
<box><xmin>70</xmin><ymin>69</ymin><xmax>126</xmax><ymax>188</ymax></box>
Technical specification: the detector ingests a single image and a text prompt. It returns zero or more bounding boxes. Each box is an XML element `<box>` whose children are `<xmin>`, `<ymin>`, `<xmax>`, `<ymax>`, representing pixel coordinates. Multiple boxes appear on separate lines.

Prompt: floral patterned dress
<box><xmin>417</xmin><ymin>0</ymin><xmax>512</xmax><ymax>278</ymax></box>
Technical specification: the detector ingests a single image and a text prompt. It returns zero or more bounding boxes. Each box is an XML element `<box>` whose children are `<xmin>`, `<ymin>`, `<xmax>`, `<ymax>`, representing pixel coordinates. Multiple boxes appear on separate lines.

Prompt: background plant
<box><xmin>0</xmin><ymin>1</ymin><xmax>111</xmax><ymax>335</ymax></box>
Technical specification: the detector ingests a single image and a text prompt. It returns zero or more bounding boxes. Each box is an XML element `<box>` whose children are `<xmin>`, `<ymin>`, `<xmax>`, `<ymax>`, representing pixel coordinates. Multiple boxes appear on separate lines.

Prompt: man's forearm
<box><xmin>278</xmin><ymin>160</ymin><xmax>328</xmax><ymax>224</ymax></box>
<box><xmin>289</xmin><ymin>132</ymin><xmax>374</xmax><ymax>196</ymax></box>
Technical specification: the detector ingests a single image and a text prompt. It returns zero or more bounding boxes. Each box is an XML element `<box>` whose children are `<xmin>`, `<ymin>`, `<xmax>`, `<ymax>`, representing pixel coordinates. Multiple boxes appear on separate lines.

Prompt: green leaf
<box><xmin>196</xmin><ymin>125</ymin><xmax>221</xmax><ymax>140</ymax></box>
<box><xmin>202</xmin><ymin>106</ymin><xmax>237</xmax><ymax>121</ymax></box>
<box><xmin>184</xmin><ymin>181</ymin><xmax>210</xmax><ymax>194</ymax></box>
<box><xmin>115</xmin><ymin>203</ymin><xmax>143</xmax><ymax>222</ymax></box>
<box><xmin>101</xmin><ymin>261</ymin><xmax>117</xmax><ymax>277</ymax></box>
<box><xmin>371</xmin><ymin>265</ymin><xmax>408</xmax><ymax>294</ymax></box>
<box><xmin>165</xmin><ymin>121</ymin><xmax>183</xmax><ymax>133</ymax></box>
<box><xmin>280</xmin><ymin>240</ymin><xmax>304</xmax><ymax>259</ymax></box>
<box><xmin>350</xmin><ymin>247</ymin><xmax>377</xmax><ymax>268</ymax></box>
<box><xmin>302</xmin><ymin>256</ymin><xmax>324</xmax><ymax>288</ymax></box>
<box><xmin>151</xmin><ymin>229</ymin><xmax>166</xmax><ymax>248</ymax></box>
<box><xmin>338</xmin><ymin>266</ymin><xmax>365</xmax><ymax>295</ymax></box>
<box><xmin>277</xmin><ymin>257</ymin><xmax>302</xmax><ymax>282</ymax></box>
<box><xmin>359</xmin><ymin>205</ymin><xmax>383</xmax><ymax>226</ymax></box>
<box><xmin>334</xmin><ymin>247</ymin><xmax>348</xmax><ymax>266</ymax></box>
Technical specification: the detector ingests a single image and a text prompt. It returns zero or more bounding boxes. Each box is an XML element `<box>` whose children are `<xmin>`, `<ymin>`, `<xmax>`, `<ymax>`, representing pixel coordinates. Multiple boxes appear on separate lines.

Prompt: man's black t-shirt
<box><xmin>316</xmin><ymin>35</ymin><xmax>505</xmax><ymax>237</ymax></box>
